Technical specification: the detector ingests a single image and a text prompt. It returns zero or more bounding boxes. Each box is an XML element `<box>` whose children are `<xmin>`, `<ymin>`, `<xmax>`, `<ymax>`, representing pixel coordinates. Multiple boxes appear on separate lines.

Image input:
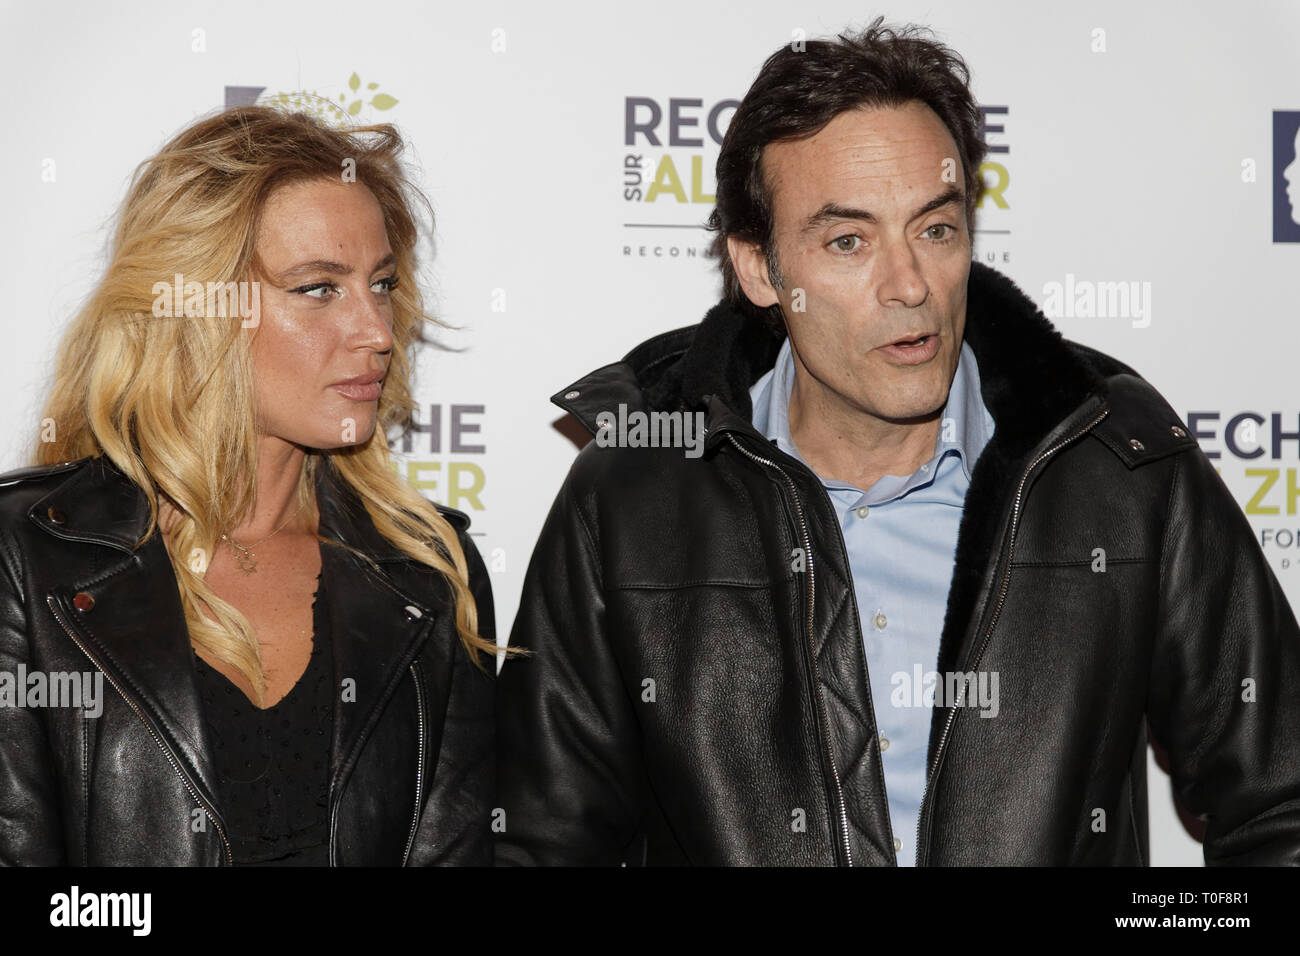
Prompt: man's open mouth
<box><xmin>887</xmin><ymin>334</ymin><xmax>934</xmax><ymax>348</ymax></box>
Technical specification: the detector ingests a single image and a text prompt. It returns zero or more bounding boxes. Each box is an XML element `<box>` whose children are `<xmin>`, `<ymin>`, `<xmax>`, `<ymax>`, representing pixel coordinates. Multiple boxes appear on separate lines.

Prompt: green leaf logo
<box><xmin>256</xmin><ymin>72</ymin><xmax>401</xmax><ymax>127</ymax></box>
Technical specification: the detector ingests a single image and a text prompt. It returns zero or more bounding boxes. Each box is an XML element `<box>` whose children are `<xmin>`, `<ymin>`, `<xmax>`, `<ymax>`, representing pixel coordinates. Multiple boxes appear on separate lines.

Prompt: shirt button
<box><xmin>855</xmin><ymin>505</ymin><xmax>870</xmax><ymax>518</ymax></box>
<box><xmin>879</xmin><ymin>736</ymin><xmax>890</xmax><ymax>752</ymax></box>
<box><xmin>873</xmin><ymin>612</ymin><xmax>888</xmax><ymax>630</ymax></box>
<box><xmin>894</xmin><ymin>837</ymin><xmax>902</xmax><ymax>852</ymax></box>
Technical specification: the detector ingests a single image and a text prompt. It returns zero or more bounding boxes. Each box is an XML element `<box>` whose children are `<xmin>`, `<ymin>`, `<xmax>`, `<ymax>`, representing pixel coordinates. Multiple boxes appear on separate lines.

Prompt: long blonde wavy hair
<box><xmin>33</xmin><ymin>105</ymin><xmax>499</xmax><ymax>705</ymax></box>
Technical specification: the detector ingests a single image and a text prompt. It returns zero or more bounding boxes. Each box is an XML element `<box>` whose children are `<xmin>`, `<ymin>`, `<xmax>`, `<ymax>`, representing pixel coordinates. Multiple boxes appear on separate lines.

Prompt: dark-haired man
<box><xmin>495</xmin><ymin>19</ymin><xmax>1300</xmax><ymax>865</ymax></box>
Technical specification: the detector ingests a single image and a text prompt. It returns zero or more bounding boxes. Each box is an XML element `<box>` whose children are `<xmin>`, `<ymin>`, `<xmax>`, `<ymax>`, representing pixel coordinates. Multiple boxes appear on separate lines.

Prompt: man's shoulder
<box><xmin>563</xmin><ymin>427</ymin><xmax>706</xmax><ymax>493</ymax></box>
<box><xmin>1061</xmin><ymin>342</ymin><xmax>1200</xmax><ymax>469</ymax></box>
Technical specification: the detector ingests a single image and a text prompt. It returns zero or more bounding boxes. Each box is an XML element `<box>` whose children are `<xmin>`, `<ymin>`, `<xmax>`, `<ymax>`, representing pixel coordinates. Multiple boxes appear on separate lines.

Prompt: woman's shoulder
<box><xmin>433</xmin><ymin>502</ymin><xmax>470</xmax><ymax>534</ymax></box>
<box><xmin>0</xmin><ymin>457</ymin><xmax>95</xmax><ymax>526</ymax></box>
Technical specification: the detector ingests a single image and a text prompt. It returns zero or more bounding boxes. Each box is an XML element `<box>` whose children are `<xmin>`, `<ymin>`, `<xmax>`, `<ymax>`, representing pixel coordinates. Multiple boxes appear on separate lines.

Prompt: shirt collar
<box><xmin>748</xmin><ymin>336</ymin><xmax>995</xmax><ymax>490</ymax></box>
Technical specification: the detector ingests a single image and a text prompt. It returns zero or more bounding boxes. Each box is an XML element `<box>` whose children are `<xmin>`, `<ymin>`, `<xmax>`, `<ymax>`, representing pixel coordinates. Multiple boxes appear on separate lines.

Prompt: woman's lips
<box><xmin>331</xmin><ymin>382</ymin><xmax>382</xmax><ymax>401</ymax></box>
<box><xmin>876</xmin><ymin>334</ymin><xmax>941</xmax><ymax>365</ymax></box>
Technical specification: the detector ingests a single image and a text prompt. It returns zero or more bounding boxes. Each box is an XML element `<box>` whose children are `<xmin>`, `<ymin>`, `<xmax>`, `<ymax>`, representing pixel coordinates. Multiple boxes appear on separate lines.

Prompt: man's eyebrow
<box><xmin>801</xmin><ymin>187</ymin><xmax>965</xmax><ymax>232</ymax></box>
<box><xmin>274</xmin><ymin>252</ymin><xmax>397</xmax><ymax>282</ymax></box>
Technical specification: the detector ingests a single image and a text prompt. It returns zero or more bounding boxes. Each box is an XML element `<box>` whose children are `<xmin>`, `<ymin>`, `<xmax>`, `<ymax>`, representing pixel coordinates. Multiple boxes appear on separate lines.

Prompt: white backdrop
<box><xmin>3</xmin><ymin>0</ymin><xmax>1299</xmax><ymax>866</ymax></box>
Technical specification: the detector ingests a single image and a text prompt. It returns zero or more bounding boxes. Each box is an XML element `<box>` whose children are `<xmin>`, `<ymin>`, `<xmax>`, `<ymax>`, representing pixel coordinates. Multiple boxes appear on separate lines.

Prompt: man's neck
<box><xmin>786</xmin><ymin>363</ymin><xmax>941</xmax><ymax>492</ymax></box>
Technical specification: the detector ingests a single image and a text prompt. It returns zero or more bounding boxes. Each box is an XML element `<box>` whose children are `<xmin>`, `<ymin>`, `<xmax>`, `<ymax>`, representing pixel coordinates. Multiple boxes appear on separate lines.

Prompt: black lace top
<box><xmin>194</xmin><ymin>570</ymin><xmax>333</xmax><ymax>866</ymax></box>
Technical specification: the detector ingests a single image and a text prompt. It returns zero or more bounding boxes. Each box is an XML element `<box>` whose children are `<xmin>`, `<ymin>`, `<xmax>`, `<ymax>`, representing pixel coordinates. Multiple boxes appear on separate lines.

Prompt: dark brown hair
<box><xmin>706</xmin><ymin>17</ymin><xmax>988</xmax><ymax>331</ymax></box>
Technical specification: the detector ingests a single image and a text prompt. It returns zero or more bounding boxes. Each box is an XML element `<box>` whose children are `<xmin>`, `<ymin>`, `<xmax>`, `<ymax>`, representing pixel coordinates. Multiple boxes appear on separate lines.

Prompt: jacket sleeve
<box><xmin>1147</xmin><ymin>447</ymin><xmax>1300</xmax><ymax>865</ymax></box>
<box><xmin>494</xmin><ymin>462</ymin><xmax>648</xmax><ymax>865</ymax></box>
<box><xmin>408</xmin><ymin>530</ymin><xmax>496</xmax><ymax>866</ymax></box>
<box><xmin>0</xmin><ymin>528</ymin><xmax>66</xmax><ymax>865</ymax></box>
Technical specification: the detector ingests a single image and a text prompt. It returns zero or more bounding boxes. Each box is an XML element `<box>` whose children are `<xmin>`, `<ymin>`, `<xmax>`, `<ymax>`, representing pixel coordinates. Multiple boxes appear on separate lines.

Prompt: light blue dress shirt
<box><xmin>749</xmin><ymin>337</ymin><xmax>996</xmax><ymax>866</ymax></box>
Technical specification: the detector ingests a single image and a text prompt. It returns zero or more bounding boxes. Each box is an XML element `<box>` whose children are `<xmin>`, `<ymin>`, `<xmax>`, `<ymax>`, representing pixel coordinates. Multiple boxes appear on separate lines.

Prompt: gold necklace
<box><xmin>220</xmin><ymin>500</ymin><xmax>307</xmax><ymax>574</ymax></box>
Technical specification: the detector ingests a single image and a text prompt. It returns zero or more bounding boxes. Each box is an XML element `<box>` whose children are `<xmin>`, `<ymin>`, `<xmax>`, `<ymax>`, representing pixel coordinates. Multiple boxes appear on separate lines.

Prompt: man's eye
<box><xmin>926</xmin><ymin>224</ymin><xmax>955</xmax><ymax>241</ymax></box>
<box><xmin>830</xmin><ymin>235</ymin><xmax>862</xmax><ymax>253</ymax></box>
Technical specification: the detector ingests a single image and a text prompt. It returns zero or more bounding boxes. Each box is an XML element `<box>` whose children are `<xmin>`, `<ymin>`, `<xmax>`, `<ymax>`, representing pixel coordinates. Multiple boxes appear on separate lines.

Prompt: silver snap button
<box><xmin>403</xmin><ymin>605</ymin><xmax>423</xmax><ymax>620</ymax></box>
<box><xmin>564</xmin><ymin>390</ymin><xmax>580</xmax><ymax>400</ymax></box>
<box><xmin>1128</xmin><ymin>438</ymin><xmax>1145</xmax><ymax>452</ymax></box>
<box><xmin>1170</xmin><ymin>425</ymin><xmax>1187</xmax><ymax>438</ymax></box>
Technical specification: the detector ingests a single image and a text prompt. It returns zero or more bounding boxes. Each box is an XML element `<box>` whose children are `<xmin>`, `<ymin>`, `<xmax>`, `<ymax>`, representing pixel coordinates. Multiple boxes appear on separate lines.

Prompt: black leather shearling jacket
<box><xmin>495</xmin><ymin>261</ymin><xmax>1300</xmax><ymax>866</ymax></box>
<box><xmin>0</xmin><ymin>454</ymin><xmax>495</xmax><ymax>865</ymax></box>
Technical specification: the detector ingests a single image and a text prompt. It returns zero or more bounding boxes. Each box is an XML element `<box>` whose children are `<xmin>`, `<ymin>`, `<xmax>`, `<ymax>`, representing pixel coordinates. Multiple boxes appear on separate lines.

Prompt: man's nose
<box><xmin>875</xmin><ymin>239</ymin><xmax>929</xmax><ymax>309</ymax></box>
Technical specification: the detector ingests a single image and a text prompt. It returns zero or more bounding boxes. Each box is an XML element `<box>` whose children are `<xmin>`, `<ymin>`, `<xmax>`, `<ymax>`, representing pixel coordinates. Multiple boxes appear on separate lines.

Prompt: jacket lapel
<box><xmin>32</xmin><ymin>457</ymin><xmax>225</xmax><ymax>806</ymax></box>
<box><xmin>311</xmin><ymin>463</ymin><xmax>442</xmax><ymax>788</ymax></box>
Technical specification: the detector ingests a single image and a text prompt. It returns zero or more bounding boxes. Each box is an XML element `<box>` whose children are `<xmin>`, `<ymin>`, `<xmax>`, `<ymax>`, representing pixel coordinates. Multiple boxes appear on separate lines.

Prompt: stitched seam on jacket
<box><xmin>1010</xmin><ymin>557</ymin><xmax>1153</xmax><ymax>568</ymax></box>
<box><xmin>0</xmin><ymin>525</ymin><xmax>68</xmax><ymax>862</ymax></box>
<box><xmin>611</xmin><ymin>580</ymin><xmax>770</xmax><ymax>590</ymax></box>
<box><xmin>1152</xmin><ymin>455</ymin><xmax>1203</xmax><ymax>769</ymax></box>
<box><xmin>573</xmin><ymin>494</ymin><xmax>605</xmax><ymax>594</ymax></box>
<box><xmin>1127</xmin><ymin>767</ymin><xmax>1145</xmax><ymax>866</ymax></box>
<box><xmin>818</xmin><ymin>672</ymin><xmax>870</xmax><ymax>731</ymax></box>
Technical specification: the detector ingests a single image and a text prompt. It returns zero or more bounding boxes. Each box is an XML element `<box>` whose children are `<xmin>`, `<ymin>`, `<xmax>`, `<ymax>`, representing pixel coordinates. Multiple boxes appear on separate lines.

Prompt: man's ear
<box><xmin>727</xmin><ymin>235</ymin><xmax>780</xmax><ymax>309</ymax></box>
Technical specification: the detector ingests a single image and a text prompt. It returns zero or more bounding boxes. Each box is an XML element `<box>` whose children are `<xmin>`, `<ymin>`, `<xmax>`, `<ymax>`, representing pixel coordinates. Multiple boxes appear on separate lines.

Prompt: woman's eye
<box><xmin>291</xmin><ymin>276</ymin><xmax>398</xmax><ymax>300</ymax></box>
<box><xmin>831</xmin><ymin>235</ymin><xmax>862</xmax><ymax>253</ymax></box>
<box><xmin>293</xmin><ymin>282</ymin><xmax>338</xmax><ymax>300</ymax></box>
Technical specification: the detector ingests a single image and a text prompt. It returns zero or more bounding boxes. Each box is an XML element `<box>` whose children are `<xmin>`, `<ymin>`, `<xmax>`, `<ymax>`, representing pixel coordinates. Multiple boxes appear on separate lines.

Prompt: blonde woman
<box><xmin>0</xmin><ymin>106</ymin><xmax>497</xmax><ymax>865</ymax></box>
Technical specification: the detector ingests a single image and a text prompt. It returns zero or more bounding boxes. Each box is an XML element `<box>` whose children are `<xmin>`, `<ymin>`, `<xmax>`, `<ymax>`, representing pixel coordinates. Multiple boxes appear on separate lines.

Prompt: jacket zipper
<box><xmin>401</xmin><ymin>661</ymin><xmax>427</xmax><ymax>866</ymax></box>
<box><xmin>725</xmin><ymin>433</ymin><xmax>854</xmax><ymax>866</ymax></box>
<box><xmin>329</xmin><ymin>777</ymin><xmax>339</xmax><ymax>865</ymax></box>
<box><xmin>329</xmin><ymin>661</ymin><xmax>427</xmax><ymax>866</ymax></box>
<box><xmin>913</xmin><ymin>406</ymin><xmax>1110</xmax><ymax>865</ymax></box>
<box><xmin>45</xmin><ymin>593</ymin><xmax>234</xmax><ymax>866</ymax></box>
